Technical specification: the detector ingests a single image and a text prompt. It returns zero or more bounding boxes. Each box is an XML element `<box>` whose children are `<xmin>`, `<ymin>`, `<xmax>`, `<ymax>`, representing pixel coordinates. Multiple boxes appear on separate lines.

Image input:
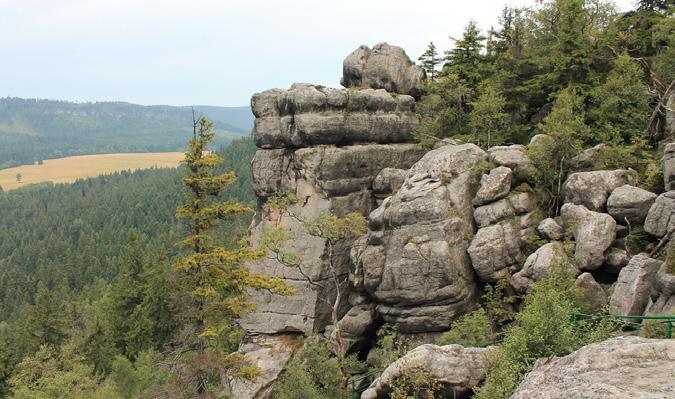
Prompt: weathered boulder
<box><xmin>224</xmin><ymin>335</ymin><xmax>299</xmax><ymax>399</ymax></box>
<box><xmin>664</xmin><ymin>143</ymin><xmax>675</xmax><ymax>191</ymax></box>
<box><xmin>487</xmin><ymin>145</ymin><xmax>537</xmax><ymax>182</ymax></box>
<box><xmin>563</xmin><ymin>170</ymin><xmax>636</xmax><ymax>211</ymax></box>
<box><xmin>561</xmin><ymin>203</ymin><xmax>616</xmax><ymax>270</ymax></box>
<box><xmin>511</xmin><ymin>242</ymin><xmax>576</xmax><ymax>293</ymax></box>
<box><xmin>351</xmin><ymin>144</ymin><xmax>486</xmax><ymax>332</ymax></box>
<box><xmin>372</xmin><ymin>167</ymin><xmax>407</xmax><ymax>202</ymax></box>
<box><xmin>609</xmin><ymin>253</ymin><xmax>661</xmax><ymax>315</ymax></box>
<box><xmin>575</xmin><ymin>272</ymin><xmax>608</xmax><ymax>313</ymax></box>
<box><xmin>341</xmin><ymin>43</ymin><xmax>426</xmax><ymax>98</ymax></box>
<box><xmin>251</xmin><ymin>84</ymin><xmax>420</xmax><ymax>149</ymax></box>
<box><xmin>606</xmin><ymin>184</ymin><xmax>657</xmax><ymax>224</ymax></box>
<box><xmin>473</xmin><ymin>198</ymin><xmax>516</xmax><ymax>228</ymax></box>
<box><xmin>473</xmin><ymin>166</ymin><xmax>512</xmax><ymax>206</ymax></box>
<box><xmin>511</xmin><ymin>336</ymin><xmax>675</xmax><ymax>399</ymax></box>
<box><xmin>361</xmin><ymin>344</ymin><xmax>489</xmax><ymax>399</ymax></box>
<box><xmin>644</xmin><ymin>190</ymin><xmax>675</xmax><ymax>237</ymax></box>
<box><xmin>469</xmin><ymin>220</ymin><xmax>523</xmax><ymax>283</ymax></box>
<box><xmin>604</xmin><ymin>247</ymin><xmax>630</xmax><ymax>274</ymax></box>
<box><xmin>537</xmin><ymin>217</ymin><xmax>564</xmax><ymax>240</ymax></box>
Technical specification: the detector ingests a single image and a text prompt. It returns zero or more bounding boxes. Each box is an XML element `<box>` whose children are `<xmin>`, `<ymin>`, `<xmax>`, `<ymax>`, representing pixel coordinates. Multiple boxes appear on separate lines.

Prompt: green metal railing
<box><xmin>349</xmin><ymin>368</ymin><xmax>383</xmax><ymax>399</ymax></box>
<box><xmin>570</xmin><ymin>313</ymin><xmax>675</xmax><ymax>338</ymax></box>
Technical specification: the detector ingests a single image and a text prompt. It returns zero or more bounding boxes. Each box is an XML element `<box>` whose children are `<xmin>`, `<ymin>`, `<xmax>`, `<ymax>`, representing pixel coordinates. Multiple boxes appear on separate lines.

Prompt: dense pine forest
<box><xmin>0</xmin><ymin>138</ymin><xmax>256</xmax><ymax>397</ymax></box>
<box><xmin>0</xmin><ymin>0</ymin><xmax>672</xmax><ymax>398</ymax></box>
<box><xmin>0</xmin><ymin>98</ymin><xmax>253</xmax><ymax>169</ymax></box>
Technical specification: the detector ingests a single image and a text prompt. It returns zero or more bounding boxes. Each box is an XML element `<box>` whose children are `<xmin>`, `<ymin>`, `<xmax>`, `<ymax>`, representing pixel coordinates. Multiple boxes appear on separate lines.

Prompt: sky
<box><xmin>0</xmin><ymin>0</ymin><xmax>636</xmax><ymax>107</ymax></box>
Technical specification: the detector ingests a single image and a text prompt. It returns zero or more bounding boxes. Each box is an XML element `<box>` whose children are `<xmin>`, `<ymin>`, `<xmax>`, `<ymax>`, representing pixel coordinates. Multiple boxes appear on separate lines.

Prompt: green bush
<box><xmin>389</xmin><ymin>367</ymin><xmax>443</xmax><ymax>399</ymax></box>
<box><xmin>437</xmin><ymin>308</ymin><xmax>494</xmax><ymax>347</ymax></box>
<box><xmin>473</xmin><ymin>269</ymin><xmax>615</xmax><ymax>399</ymax></box>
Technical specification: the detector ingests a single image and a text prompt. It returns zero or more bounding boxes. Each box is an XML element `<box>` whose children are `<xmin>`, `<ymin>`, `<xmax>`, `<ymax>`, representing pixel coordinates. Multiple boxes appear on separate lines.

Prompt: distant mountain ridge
<box><xmin>0</xmin><ymin>97</ymin><xmax>254</xmax><ymax>169</ymax></box>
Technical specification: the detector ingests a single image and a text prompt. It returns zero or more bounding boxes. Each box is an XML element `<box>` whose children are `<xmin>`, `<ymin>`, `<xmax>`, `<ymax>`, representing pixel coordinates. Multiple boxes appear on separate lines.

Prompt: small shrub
<box><xmin>482</xmin><ymin>278</ymin><xmax>516</xmax><ymax>327</ymax></box>
<box><xmin>437</xmin><ymin>308</ymin><xmax>494</xmax><ymax>347</ymax></box>
<box><xmin>640</xmin><ymin>319</ymin><xmax>671</xmax><ymax>339</ymax></box>
<box><xmin>389</xmin><ymin>367</ymin><xmax>443</xmax><ymax>399</ymax></box>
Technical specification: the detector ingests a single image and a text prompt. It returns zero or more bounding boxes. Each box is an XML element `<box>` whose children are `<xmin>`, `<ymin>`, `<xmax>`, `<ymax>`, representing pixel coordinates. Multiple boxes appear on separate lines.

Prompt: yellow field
<box><xmin>0</xmin><ymin>152</ymin><xmax>184</xmax><ymax>191</ymax></box>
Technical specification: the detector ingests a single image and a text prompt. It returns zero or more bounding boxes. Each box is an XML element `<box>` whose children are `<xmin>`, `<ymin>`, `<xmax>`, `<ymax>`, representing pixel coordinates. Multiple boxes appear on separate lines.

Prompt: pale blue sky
<box><xmin>0</xmin><ymin>0</ymin><xmax>636</xmax><ymax>107</ymax></box>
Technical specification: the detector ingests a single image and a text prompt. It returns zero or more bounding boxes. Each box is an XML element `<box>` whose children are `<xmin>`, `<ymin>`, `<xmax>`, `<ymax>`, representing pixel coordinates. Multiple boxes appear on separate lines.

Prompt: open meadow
<box><xmin>0</xmin><ymin>152</ymin><xmax>184</xmax><ymax>190</ymax></box>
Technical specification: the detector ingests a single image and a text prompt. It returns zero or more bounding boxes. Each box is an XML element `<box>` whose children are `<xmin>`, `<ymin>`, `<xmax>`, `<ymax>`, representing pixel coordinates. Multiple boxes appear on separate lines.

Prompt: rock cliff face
<box><xmin>234</xmin><ymin>45</ymin><xmax>428</xmax><ymax>398</ymax></box>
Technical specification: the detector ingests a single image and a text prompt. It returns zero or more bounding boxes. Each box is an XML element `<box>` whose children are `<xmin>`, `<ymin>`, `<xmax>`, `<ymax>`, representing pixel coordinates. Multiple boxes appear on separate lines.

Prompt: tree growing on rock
<box><xmin>169</xmin><ymin>115</ymin><xmax>289</xmax><ymax>397</ymax></box>
<box><xmin>262</xmin><ymin>196</ymin><xmax>367</xmax><ymax>386</ymax></box>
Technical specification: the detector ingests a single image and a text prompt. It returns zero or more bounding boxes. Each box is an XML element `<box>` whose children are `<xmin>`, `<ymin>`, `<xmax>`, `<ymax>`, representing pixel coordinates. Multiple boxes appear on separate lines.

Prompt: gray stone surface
<box><xmin>341</xmin><ymin>43</ymin><xmax>426</xmax><ymax>98</ymax></box>
<box><xmin>644</xmin><ymin>191</ymin><xmax>675</xmax><ymax>237</ymax></box>
<box><xmin>351</xmin><ymin>144</ymin><xmax>487</xmax><ymax>332</ymax></box>
<box><xmin>473</xmin><ymin>198</ymin><xmax>516</xmax><ymax>228</ymax></box>
<box><xmin>609</xmin><ymin>253</ymin><xmax>661</xmax><ymax>315</ymax></box>
<box><xmin>487</xmin><ymin>145</ymin><xmax>537</xmax><ymax>182</ymax></box>
<box><xmin>606</xmin><ymin>184</ymin><xmax>657</xmax><ymax>224</ymax></box>
<box><xmin>334</xmin><ymin>304</ymin><xmax>376</xmax><ymax>352</ymax></box>
<box><xmin>563</xmin><ymin>170</ymin><xmax>636</xmax><ymax>211</ymax></box>
<box><xmin>251</xmin><ymin>84</ymin><xmax>419</xmax><ymax>149</ymax></box>
<box><xmin>664</xmin><ymin>143</ymin><xmax>675</xmax><ymax>191</ymax></box>
<box><xmin>568</xmin><ymin>144</ymin><xmax>607</xmax><ymax>172</ymax></box>
<box><xmin>537</xmin><ymin>217</ymin><xmax>564</xmax><ymax>240</ymax></box>
<box><xmin>372</xmin><ymin>167</ymin><xmax>407</xmax><ymax>200</ymax></box>
<box><xmin>469</xmin><ymin>219</ymin><xmax>523</xmax><ymax>283</ymax></box>
<box><xmin>473</xmin><ymin>166</ymin><xmax>512</xmax><ymax>206</ymax></box>
<box><xmin>561</xmin><ymin>203</ymin><xmax>616</xmax><ymax>270</ymax></box>
<box><xmin>361</xmin><ymin>344</ymin><xmax>488</xmax><ymax>399</ymax></box>
<box><xmin>511</xmin><ymin>336</ymin><xmax>675</xmax><ymax>399</ymax></box>
<box><xmin>575</xmin><ymin>272</ymin><xmax>608</xmax><ymax>313</ymax></box>
<box><xmin>511</xmin><ymin>242</ymin><xmax>577</xmax><ymax>293</ymax></box>
<box><xmin>604</xmin><ymin>247</ymin><xmax>630</xmax><ymax>274</ymax></box>
<box><xmin>225</xmin><ymin>335</ymin><xmax>298</xmax><ymax>399</ymax></box>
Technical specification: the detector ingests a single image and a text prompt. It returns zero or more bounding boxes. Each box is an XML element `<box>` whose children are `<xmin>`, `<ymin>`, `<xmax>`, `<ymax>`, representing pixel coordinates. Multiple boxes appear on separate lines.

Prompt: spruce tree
<box><xmin>171</xmin><ymin>115</ymin><xmax>288</xmax><ymax>397</ymax></box>
<box><xmin>418</xmin><ymin>42</ymin><xmax>440</xmax><ymax>80</ymax></box>
<box><xmin>444</xmin><ymin>20</ymin><xmax>487</xmax><ymax>88</ymax></box>
<box><xmin>469</xmin><ymin>81</ymin><xmax>510</xmax><ymax>148</ymax></box>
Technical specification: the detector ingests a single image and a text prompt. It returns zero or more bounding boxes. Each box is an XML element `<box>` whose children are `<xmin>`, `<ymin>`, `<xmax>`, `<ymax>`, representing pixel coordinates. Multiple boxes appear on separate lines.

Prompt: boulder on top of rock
<box><xmin>511</xmin><ymin>242</ymin><xmax>577</xmax><ymax>293</ymax></box>
<box><xmin>361</xmin><ymin>344</ymin><xmax>489</xmax><ymax>399</ymax></box>
<box><xmin>511</xmin><ymin>336</ymin><xmax>675</xmax><ymax>399</ymax></box>
<box><xmin>644</xmin><ymin>190</ymin><xmax>675</xmax><ymax>237</ymax></box>
<box><xmin>568</xmin><ymin>144</ymin><xmax>607</xmax><ymax>172</ymax></box>
<box><xmin>606</xmin><ymin>184</ymin><xmax>657</xmax><ymax>224</ymax></box>
<box><xmin>604</xmin><ymin>247</ymin><xmax>630</xmax><ymax>274</ymax></box>
<box><xmin>537</xmin><ymin>217</ymin><xmax>564</xmax><ymax>241</ymax></box>
<box><xmin>473</xmin><ymin>166</ymin><xmax>512</xmax><ymax>206</ymax></box>
<box><xmin>487</xmin><ymin>145</ymin><xmax>537</xmax><ymax>182</ymax></box>
<box><xmin>609</xmin><ymin>253</ymin><xmax>661</xmax><ymax>315</ymax></box>
<box><xmin>561</xmin><ymin>203</ymin><xmax>616</xmax><ymax>270</ymax></box>
<box><xmin>563</xmin><ymin>169</ymin><xmax>636</xmax><ymax>211</ymax></box>
<box><xmin>468</xmin><ymin>219</ymin><xmax>523</xmax><ymax>282</ymax></box>
<box><xmin>341</xmin><ymin>43</ymin><xmax>426</xmax><ymax>98</ymax></box>
<box><xmin>332</xmin><ymin>304</ymin><xmax>376</xmax><ymax>353</ymax></box>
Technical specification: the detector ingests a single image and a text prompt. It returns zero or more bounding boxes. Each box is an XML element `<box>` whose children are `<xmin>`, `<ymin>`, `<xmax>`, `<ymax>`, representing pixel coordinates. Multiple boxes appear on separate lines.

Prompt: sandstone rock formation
<box><xmin>563</xmin><ymin>170</ymin><xmax>636</xmax><ymax>211</ymax></box>
<box><xmin>350</xmin><ymin>144</ymin><xmax>485</xmax><ymax>332</ymax></box>
<box><xmin>361</xmin><ymin>344</ymin><xmax>489</xmax><ymax>399</ymax></box>
<box><xmin>537</xmin><ymin>217</ymin><xmax>564</xmax><ymax>241</ymax></box>
<box><xmin>473</xmin><ymin>166</ymin><xmax>512</xmax><ymax>206</ymax></box>
<box><xmin>663</xmin><ymin>143</ymin><xmax>675</xmax><ymax>191</ymax></box>
<box><xmin>511</xmin><ymin>336</ymin><xmax>675</xmax><ymax>399</ymax></box>
<box><xmin>606</xmin><ymin>184</ymin><xmax>657</xmax><ymax>224</ymax></box>
<box><xmin>574</xmin><ymin>272</ymin><xmax>608</xmax><ymax>313</ymax></box>
<box><xmin>341</xmin><ymin>43</ymin><xmax>426</xmax><ymax>98</ymax></box>
<box><xmin>487</xmin><ymin>145</ymin><xmax>537</xmax><ymax>182</ymax></box>
<box><xmin>609</xmin><ymin>253</ymin><xmax>661</xmax><ymax>315</ymax></box>
<box><xmin>511</xmin><ymin>242</ymin><xmax>577</xmax><ymax>293</ymax></box>
<box><xmin>644</xmin><ymin>190</ymin><xmax>675</xmax><ymax>237</ymax></box>
<box><xmin>560</xmin><ymin>203</ymin><xmax>616</xmax><ymax>270</ymax></box>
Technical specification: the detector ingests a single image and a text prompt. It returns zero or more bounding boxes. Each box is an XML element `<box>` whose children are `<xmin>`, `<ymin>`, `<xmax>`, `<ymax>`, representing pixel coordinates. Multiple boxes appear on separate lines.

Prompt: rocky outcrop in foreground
<box><xmin>511</xmin><ymin>336</ymin><xmax>675</xmax><ymax>399</ymax></box>
<box><xmin>361</xmin><ymin>344</ymin><xmax>488</xmax><ymax>399</ymax></box>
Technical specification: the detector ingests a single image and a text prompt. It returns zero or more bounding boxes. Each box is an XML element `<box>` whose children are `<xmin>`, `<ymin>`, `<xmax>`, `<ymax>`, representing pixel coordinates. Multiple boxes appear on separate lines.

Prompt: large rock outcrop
<box><xmin>644</xmin><ymin>190</ymin><xmax>675</xmax><ymax>237</ymax></box>
<box><xmin>236</xmin><ymin>80</ymin><xmax>427</xmax><ymax>398</ymax></box>
<box><xmin>341</xmin><ymin>43</ymin><xmax>426</xmax><ymax>98</ymax></box>
<box><xmin>350</xmin><ymin>143</ymin><xmax>485</xmax><ymax>333</ymax></box>
<box><xmin>609</xmin><ymin>253</ymin><xmax>662</xmax><ymax>315</ymax></box>
<box><xmin>361</xmin><ymin>344</ymin><xmax>489</xmax><ymax>399</ymax></box>
<box><xmin>563</xmin><ymin>170</ymin><xmax>636</xmax><ymax>211</ymax></box>
<box><xmin>511</xmin><ymin>242</ymin><xmax>577</xmax><ymax>294</ymax></box>
<box><xmin>511</xmin><ymin>336</ymin><xmax>675</xmax><ymax>399</ymax></box>
<box><xmin>560</xmin><ymin>203</ymin><xmax>616</xmax><ymax>271</ymax></box>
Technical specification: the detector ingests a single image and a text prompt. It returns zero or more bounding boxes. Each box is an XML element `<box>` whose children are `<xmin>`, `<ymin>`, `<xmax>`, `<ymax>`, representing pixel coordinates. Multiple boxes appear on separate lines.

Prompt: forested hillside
<box><xmin>0</xmin><ymin>137</ymin><xmax>256</xmax><ymax>396</ymax></box>
<box><xmin>0</xmin><ymin>98</ymin><xmax>253</xmax><ymax>169</ymax></box>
